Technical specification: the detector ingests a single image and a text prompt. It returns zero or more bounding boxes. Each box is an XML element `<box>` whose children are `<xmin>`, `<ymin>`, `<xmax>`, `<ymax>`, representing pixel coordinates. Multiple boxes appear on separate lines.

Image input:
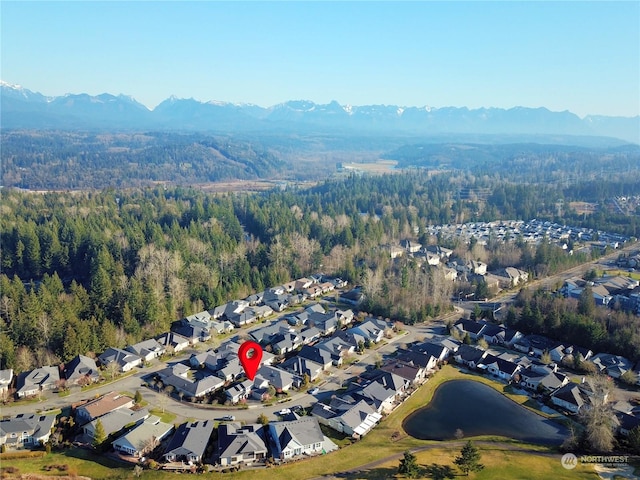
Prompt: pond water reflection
<box><xmin>403</xmin><ymin>380</ymin><xmax>568</xmax><ymax>445</ymax></box>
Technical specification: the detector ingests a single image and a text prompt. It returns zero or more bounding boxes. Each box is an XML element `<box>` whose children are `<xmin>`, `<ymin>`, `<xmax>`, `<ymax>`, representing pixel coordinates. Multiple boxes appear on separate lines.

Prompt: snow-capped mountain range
<box><xmin>1</xmin><ymin>81</ymin><xmax>638</xmax><ymax>143</ymax></box>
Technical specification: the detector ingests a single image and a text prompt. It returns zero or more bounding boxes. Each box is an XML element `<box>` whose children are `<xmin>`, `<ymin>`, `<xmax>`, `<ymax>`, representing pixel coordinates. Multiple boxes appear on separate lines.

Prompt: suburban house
<box><xmin>338</xmin><ymin>288</ymin><xmax>365</xmax><ymax>306</ymax></box>
<box><xmin>0</xmin><ymin>414</ymin><xmax>56</xmax><ymax>449</ymax></box>
<box><xmin>316</xmin><ymin>337</ymin><xmax>354</xmax><ymax>365</ymax></box>
<box><xmin>307</xmin><ymin>312</ymin><xmax>338</xmax><ymax>335</ymax></box>
<box><xmin>170</xmin><ymin>320</ymin><xmax>212</xmax><ymax>344</ymax></box>
<box><xmin>518</xmin><ymin>364</ymin><xmax>569</xmax><ymax>392</ymax></box>
<box><xmin>478</xmin><ymin>354</ymin><xmax>521</xmax><ymax>381</ymax></box>
<box><xmin>217</xmin><ymin>423</ymin><xmax>268</xmax><ymax>467</ymax></box>
<box><xmin>453</xmin><ymin>319</ymin><xmax>487</xmax><ymax>341</ymax></box>
<box><xmin>616</xmin><ymin>411</ymin><xmax>640</xmax><ymax>437</ymax></box>
<box><xmin>493</xmin><ymin>267</ymin><xmax>529</xmax><ymax>288</ymax></box>
<box><xmin>111</xmin><ymin>416</ymin><xmax>173</xmax><ymax>457</ymax></box>
<box><xmin>425</xmin><ymin>245</ymin><xmax>453</xmax><ymax>259</ymax></box>
<box><xmin>349</xmin><ymin>317</ymin><xmax>388</xmax><ymax>344</ymax></box>
<box><xmin>63</xmin><ymin>355</ymin><xmax>100</xmax><ymax>386</ymax></box>
<box><xmin>97</xmin><ymin>347</ymin><xmax>142</xmax><ymax>372</ymax></box>
<box><xmin>267</xmin><ymin>418</ymin><xmax>337</xmax><ymax>461</ymax></box>
<box><xmin>156</xmin><ymin>365</ymin><xmax>224</xmax><ymax>400</ymax></box>
<box><xmin>299</xmin><ymin>326</ymin><xmax>322</xmax><ymax>345</ymax></box>
<box><xmin>16</xmin><ymin>366</ymin><xmax>60</xmax><ymax>398</ymax></box>
<box><xmin>591</xmin><ymin>353</ymin><xmax>634</xmax><ymax>379</ymax></box>
<box><xmin>400</xmin><ymin>239</ymin><xmax>422</xmax><ymax>253</ymax></box>
<box><xmin>550</xmin><ymin>383</ymin><xmax>591</xmax><ymax>414</ymax></box>
<box><xmin>311</xmin><ymin>397</ymin><xmax>382</xmax><ymax>438</ymax></box>
<box><xmin>155</xmin><ymin>331</ymin><xmax>190</xmax><ymax>353</ymax></box>
<box><xmin>75</xmin><ymin>391</ymin><xmax>135</xmax><ymax>425</ymax></box>
<box><xmin>254</xmin><ymin>365</ymin><xmax>296</xmax><ymax>393</ymax></box>
<box><xmin>125</xmin><ymin>339</ymin><xmax>165</xmax><ymax>362</ymax></box>
<box><xmin>397</xmin><ymin>349</ymin><xmax>439</xmax><ymax>373</ymax></box>
<box><xmin>0</xmin><ymin>369</ymin><xmax>13</xmax><ymax>395</ymax></box>
<box><xmin>381</xmin><ymin>359</ymin><xmax>428</xmax><ymax>385</ymax></box>
<box><xmin>413</xmin><ymin>341</ymin><xmax>450</xmax><ymax>363</ymax></box>
<box><xmin>280</xmin><ymin>356</ymin><xmax>324</xmax><ymax>382</ymax></box>
<box><xmin>84</xmin><ymin>408</ymin><xmax>149</xmax><ymax>441</ymax></box>
<box><xmin>297</xmin><ymin>345</ymin><xmax>335</xmax><ymax>370</ymax></box>
<box><xmin>454</xmin><ymin>344</ymin><xmax>487</xmax><ymax>369</ymax></box>
<box><xmin>467</xmin><ymin>260</ymin><xmax>488</xmax><ymax>275</ymax></box>
<box><xmin>224</xmin><ymin>379</ymin><xmax>254</xmax><ymax>404</ymax></box>
<box><xmin>335</xmin><ymin>309</ymin><xmax>354</xmax><ymax>326</ymax></box>
<box><xmin>163</xmin><ymin>420</ymin><xmax>215</xmax><ymax>464</ymax></box>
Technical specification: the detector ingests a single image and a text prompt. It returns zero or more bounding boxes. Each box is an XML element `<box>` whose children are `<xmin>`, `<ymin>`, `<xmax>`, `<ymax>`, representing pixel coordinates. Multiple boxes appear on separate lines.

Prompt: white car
<box><xmin>278</xmin><ymin>408</ymin><xmax>291</xmax><ymax>416</ymax></box>
<box><xmin>308</xmin><ymin>387</ymin><xmax>319</xmax><ymax>395</ymax></box>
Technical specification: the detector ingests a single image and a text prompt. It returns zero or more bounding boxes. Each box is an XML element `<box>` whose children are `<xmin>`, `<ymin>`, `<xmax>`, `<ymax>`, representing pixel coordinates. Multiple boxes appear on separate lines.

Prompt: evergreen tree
<box><xmin>134</xmin><ymin>389</ymin><xmax>143</xmax><ymax>405</ymax></box>
<box><xmin>398</xmin><ymin>450</ymin><xmax>420</xmax><ymax>478</ymax></box>
<box><xmin>454</xmin><ymin>441</ymin><xmax>484</xmax><ymax>476</ymax></box>
<box><xmin>92</xmin><ymin>418</ymin><xmax>106</xmax><ymax>449</ymax></box>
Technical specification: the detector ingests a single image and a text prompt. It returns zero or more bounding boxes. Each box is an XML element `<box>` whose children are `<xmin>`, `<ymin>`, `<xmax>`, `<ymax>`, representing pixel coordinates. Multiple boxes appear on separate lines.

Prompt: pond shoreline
<box><xmin>402</xmin><ymin>378</ymin><xmax>569</xmax><ymax>445</ymax></box>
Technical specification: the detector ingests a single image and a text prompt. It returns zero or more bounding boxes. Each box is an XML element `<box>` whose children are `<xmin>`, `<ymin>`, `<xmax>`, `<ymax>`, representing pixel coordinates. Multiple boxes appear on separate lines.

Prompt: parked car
<box><xmin>308</xmin><ymin>387</ymin><xmax>319</xmax><ymax>395</ymax></box>
<box><xmin>277</xmin><ymin>408</ymin><xmax>291</xmax><ymax>416</ymax></box>
<box><xmin>221</xmin><ymin>415</ymin><xmax>235</xmax><ymax>421</ymax></box>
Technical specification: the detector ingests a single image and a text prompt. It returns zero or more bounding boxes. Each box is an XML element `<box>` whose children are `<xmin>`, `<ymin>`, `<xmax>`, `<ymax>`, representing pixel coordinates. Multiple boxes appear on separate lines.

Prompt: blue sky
<box><xmin>2</xmin><ymin>1</ymin><xmax>638</xmax><ymax>117</ymax></box>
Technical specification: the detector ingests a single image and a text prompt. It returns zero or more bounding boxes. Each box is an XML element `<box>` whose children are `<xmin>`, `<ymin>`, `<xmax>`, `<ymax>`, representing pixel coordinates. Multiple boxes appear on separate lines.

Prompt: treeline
<box><xmin>507</xmin><ymin>288</ymin><xmax>640</xmax><ymax>362</ymax></box>
<box><xmin>0</xmin><ymin>171</ymin><xmax>638</xmax><ymax>372</ymax></box>
<box><xmin>1</xmin><ymin>131</ymin><xmax>285</xmax><ymax>189</ymax></box>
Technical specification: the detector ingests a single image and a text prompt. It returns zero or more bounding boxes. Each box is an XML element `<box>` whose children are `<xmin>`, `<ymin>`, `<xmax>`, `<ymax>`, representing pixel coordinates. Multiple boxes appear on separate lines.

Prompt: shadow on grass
<box><xmin>61</xmin><ymin>447</ymin><xmax>132</xmax><ymax>470</ymax></box>
<box><xmin>331</xmin><ymin>466</ymin><xmax>399</xmax><ymax>479</ymax></box>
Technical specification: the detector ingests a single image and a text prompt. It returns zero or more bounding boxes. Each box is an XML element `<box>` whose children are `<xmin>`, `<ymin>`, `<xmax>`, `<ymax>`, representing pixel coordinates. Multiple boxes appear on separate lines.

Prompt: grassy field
<box><xmin>604</xmin><ymin>269</ymin><xmax>640</xmax><ymax>281</ymax></box>
<box><xmin>1</xmin><ymin>365</ymin><xmax>602</xmax><ymax>479</ymax></box>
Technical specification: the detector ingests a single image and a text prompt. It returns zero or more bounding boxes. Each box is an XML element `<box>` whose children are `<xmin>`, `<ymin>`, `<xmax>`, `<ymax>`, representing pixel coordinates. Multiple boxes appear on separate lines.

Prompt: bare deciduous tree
<box><xmin>580</xmin><ymin>375</ymin><xmax>618</xmax><ymax>452</ymax></box>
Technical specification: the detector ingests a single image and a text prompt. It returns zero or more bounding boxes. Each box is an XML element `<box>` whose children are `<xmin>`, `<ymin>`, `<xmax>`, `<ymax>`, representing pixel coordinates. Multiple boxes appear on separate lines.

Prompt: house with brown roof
<box><xmin>75</xmin><ymin>391</ymin><xmax>134</xmax><ymax>425</ymax></box>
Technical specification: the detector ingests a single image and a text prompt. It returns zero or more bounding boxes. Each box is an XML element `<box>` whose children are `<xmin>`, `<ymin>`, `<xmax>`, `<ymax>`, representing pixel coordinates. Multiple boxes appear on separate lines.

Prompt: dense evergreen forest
<box><xmin>1</xmin><ymin>169</ymin><xmax>639</xmax><ymax>372</ymax></box>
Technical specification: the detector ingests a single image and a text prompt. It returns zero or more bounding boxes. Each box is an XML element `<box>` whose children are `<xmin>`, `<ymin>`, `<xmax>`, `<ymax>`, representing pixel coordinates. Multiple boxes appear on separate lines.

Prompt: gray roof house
<box><xmin>316</xmin><ymin>336</ymin><xmax>355</xmax><ymax>364</ymax></box>
<box><xmin>163</xmin><ymin>420</ymin><xmax>215</xmax><ymax>464</ymax></box>
<box><xmin>254</xmin><ymin>365</ymin><xmax>296</xmax><ymax>393</ymax></box>
<box><xmin>350</xmin><ymin>317</ymin><xmax>389</xmax><ymax>344</ymax></box>
<box><xmin>126</xmin><ymin>338</ymin><xmax>165</xmax><ymax>362</ymax></box>
<box><xmin>0</xmin><ymin>413</ymin><xmax>56</xmax><ymax>449</ymax></box>
<box><xmin>84</xmin><ymin>408</ymin><xmax>149</xmax><ymax>440</ymax></box>
<box><xmin>280</xmin><ymin>356</ymin><xmax>324</xmax><ymax>382</ymax></box>
<box><xmin>478</xmin><ymin>354</ymin><xmax>521</xmax><ymax>381</ymax></box>
<box><xmin>16</xmin><ymin>366</ymin><xmax>60</xmax><ymax>398</ymax></box>
<box><xmin>157</xmin><ymin>367</ymin><xmax>224</xmax><ymax>400</ymax></box>
<box><xmin>112</xmin><ymin>415</ymin><xmax>173</xmax><ymax>457</ymax></box>
<box><xmin>217</xmin><ymin>423</ymin><xmax>268</xmax><ymax>467</ymax></box>
<box><xmin>224</xmin><ymin>379</ymin><xmax>254</xmax><ymax>404</ymax></box>
<box><xmin>551</xmin><ymin>383</ymin><xmax>590</xmax><ymax>414</ymax></box>
<box><xmin>297</xmin><ymin>345</ymin><xmax>335</xmax><ymax>370</ymax></box>
<box><xmin>63</xmin><ymin>355</ymin><xmax>100</xmax><ymax>386</ymax></box>
<box><xmin>268</xmin><ymin>417</ymin><xmax>337</xmax><ymax>461</ymax></box>
<box><xmin>97</xmin><ymin>347</ymin><xmax>142</xmax><ymax>372</ymax></box>
<box><xmin>311</xmin><ymin>397</ymin><xmax>382</xmax><ymax>438</ymax></box>
<box><xmin>591</xmin><ymin>353</ymin><xmax>634</xmax><ymax>379</ymax></box>
<box><xmin>155</xmin><ymin>331</ymin><xmax>190</xmax><ymax>353</ymax></box>
<box><xmin>307</xmin><ymin>312</ymin><xmax>338</xmax><ymax>335</ymax></box>
<box><xmin>453</xmin><ymin>344</ymin><xmax>487</xmax><ymax>369</ymax></box>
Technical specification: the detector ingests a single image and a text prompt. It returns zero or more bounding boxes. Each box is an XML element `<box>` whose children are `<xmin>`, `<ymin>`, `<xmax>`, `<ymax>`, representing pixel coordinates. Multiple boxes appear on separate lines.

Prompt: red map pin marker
<box><xmin>238</xmin><ymin>341</ymin><xmax>263</xmax><ymax>381</ymax></box>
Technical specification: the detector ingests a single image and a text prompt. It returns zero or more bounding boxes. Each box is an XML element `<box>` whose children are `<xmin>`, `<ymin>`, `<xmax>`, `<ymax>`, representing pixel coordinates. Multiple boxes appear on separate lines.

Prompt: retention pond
<box><xmin>403</xmin><ymin>379</ymin><xmax>568</xmax><ymax>445</ymax></box>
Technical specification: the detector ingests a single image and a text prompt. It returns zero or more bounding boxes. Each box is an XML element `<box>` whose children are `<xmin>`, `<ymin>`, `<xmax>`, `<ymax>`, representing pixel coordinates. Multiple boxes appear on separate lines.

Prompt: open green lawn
<box><xmin>1</xmin><ymin>365</ymin><xmax>600</xmax><ymax>480</ymax></box>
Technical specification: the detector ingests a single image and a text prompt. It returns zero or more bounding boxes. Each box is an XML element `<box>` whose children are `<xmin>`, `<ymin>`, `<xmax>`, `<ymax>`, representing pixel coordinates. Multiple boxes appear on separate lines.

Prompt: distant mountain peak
<box><xmin>1</xmin><ymin>82</ymin><xmax>638</xmax><ymax>143</ymax></box>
